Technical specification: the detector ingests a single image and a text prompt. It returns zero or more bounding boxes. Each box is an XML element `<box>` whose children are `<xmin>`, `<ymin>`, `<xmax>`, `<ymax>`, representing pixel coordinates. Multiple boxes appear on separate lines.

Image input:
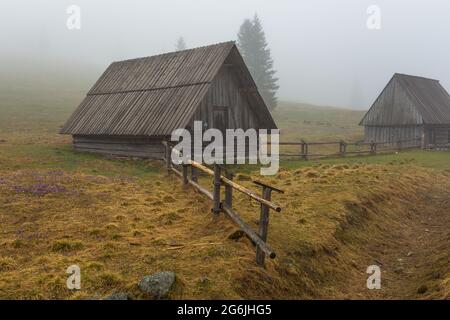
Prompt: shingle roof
<box><xmin>62</xmin><ymin>41</ymin><xmax>274</xmax><ymax>136</ymax></box>
<box><xmin>394</xmin><ymin>74</ymin><xmax>450</xmax><ymax>124</ymax></box>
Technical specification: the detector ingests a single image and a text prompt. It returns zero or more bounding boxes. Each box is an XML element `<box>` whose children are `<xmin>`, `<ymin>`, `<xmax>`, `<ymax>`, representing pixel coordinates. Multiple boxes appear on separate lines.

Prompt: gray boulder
<box><xmin>104</xmin><ymin>292</ymin><xmax>129</xmax><ymax>300</ymax></box>
<box><xmin>138</xmin><ymin>271</ymin><xmax>176</xmax><ymax>299</ymax></box>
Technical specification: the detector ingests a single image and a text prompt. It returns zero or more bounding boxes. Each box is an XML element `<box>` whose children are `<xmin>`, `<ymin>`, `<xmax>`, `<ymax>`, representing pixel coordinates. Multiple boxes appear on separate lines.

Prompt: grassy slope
<box><xmin>272</xmin><ymin>102</ymin><xmax>365</xmax><ymax>142</ymax></box>
<box><xmin>0</xmin><ymin>85</ymin><xmax>449</xmax><ymax>299</ymax></box>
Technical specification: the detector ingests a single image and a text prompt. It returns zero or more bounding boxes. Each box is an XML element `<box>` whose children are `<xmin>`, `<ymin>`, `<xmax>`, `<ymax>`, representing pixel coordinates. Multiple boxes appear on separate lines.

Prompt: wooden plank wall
<box><xmin>73</xmin><ymin>135</ymin><xmax>166</xmax><ymax>159</ymax></box>
<box><xmin>189</xmin><ymin>65</ymin><xmax>260</xmax><ymax>131</ymax></box>
<box><xmin>364</xmin><ymin>125</ymin><xmax>422</xmax><ymax>146</ymax></box>
<box><xmin>433</xmin><ymin>126</ymin><xmax>450</xmax><ymax>146</ymax></box>
<box><xmin>362</xmin><ymin>78</ymin><xmax>424</xmax><ymax>126</ymax></box>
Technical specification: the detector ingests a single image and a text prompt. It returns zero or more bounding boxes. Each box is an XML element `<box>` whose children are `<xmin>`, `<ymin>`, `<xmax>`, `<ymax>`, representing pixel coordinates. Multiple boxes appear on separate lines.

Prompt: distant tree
<box><xmin>237</xmin><ymin>14</ymin><xmax>279</xmax><ymax>110</ymax></box>
<box><xmin>175</xmin><ymin>36</ymin><xmax>187</xmax><ymax>51</ymax></box>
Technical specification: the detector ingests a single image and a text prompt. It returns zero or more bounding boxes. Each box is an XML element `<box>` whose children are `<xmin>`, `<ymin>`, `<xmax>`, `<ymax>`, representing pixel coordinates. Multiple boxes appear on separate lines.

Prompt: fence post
<box><xmin>182</xmin><ymin>164</ymin><xmax>188</xmax><ymax>186</ymax></box>
<box><xmin>224</xmin><ymin>169</ymin><xmax>233</xmax><ymax>208</ymax></box>
<box><xmin>301</xmin><ymin>139</ymin><xmax>308</xmax><ymax>160</ymax></box>
<box><xmin>339</xmin><ymin>140</ymin><xmax>347</xmax><ymax>156</ymax></box>
<box><xmin>256</xmin><ymin>186</ymin><xmax>272</xmax><ymax>266</ymax></box>
<box><xmin>191</xmin><ymin>167</ymin><xmax>198</xmax><ymax>183</ymax></box>
<box><xmin>397</xmin><ymin>140</ymin><xmax>402</xmax><ymax>152</ymax></box>
<box><xmin>212</xmin><ymin>164</ymin><xmax>221</xmax><ymax>215</ymax></box>
<box><xmin>370</xmin><ymin>141</ymin><xmax>377</xmax><ymax>155</ymax></box>
<box><xmin>165</xmin><ymin>142</ymin><xmax>172</xmax><ymax>173</ymax></box>
<box><xmin>300</xmin><ymin>141</ymin><xmax>305</xmax><ymax>159</ymax></box>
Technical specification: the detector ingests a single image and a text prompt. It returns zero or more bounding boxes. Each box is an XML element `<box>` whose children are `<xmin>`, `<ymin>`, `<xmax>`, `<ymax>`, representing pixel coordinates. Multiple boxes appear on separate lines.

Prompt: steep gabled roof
<box><xmin>60</xmin><ymin>41</ymin><xmax>276</xmax><ymax>136</ymax></box>
<box><xmin>361</xmin><ymin>73</ymin><xmax>450</xmax><ymax>126</ymax></box>
<box><xmin>395</xmin><ymin>74</ymin><xmax>450</xmax><ymax>124</ymax></box>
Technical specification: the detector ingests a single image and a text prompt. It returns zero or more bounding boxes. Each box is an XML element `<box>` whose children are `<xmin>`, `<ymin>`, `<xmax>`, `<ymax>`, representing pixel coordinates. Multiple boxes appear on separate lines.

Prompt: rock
<box><xmin>104</xmin><ymin>292</ymin><xmax>129</xmax><ymax>300</ymax></box>
<box><xmin>228</xmin><ymin>230</ymin><xmax>245</xmax><ymax>241</ymax></box>
<box><xmin>417</xmin><ymin>284</ymin><xmax>428</xmax><ymax>294</ymax></box>
<box><xmin>138</xmin><ymin>271</ymin><xmax>176</xmax><ymax>299</ymax></box>
<box><xmin>406</xmin><ymin>251</ymin><xmax>413</xmax><ymax>257</ymax></box>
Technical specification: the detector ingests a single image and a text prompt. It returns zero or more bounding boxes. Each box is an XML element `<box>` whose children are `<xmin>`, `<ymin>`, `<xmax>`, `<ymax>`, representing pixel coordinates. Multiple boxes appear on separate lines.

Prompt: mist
<box><xmin>1</xmin><ymin>0</ymin><xmax>449</xmax><ymax>109</ymax></box>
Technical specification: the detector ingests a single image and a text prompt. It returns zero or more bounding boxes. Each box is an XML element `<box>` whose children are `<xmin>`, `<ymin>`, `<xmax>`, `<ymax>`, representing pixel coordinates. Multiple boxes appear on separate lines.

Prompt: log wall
<box><xmin>73</xmin><ymin>135</ymin><xmax>166</xmax><ymax>159</ymax></box>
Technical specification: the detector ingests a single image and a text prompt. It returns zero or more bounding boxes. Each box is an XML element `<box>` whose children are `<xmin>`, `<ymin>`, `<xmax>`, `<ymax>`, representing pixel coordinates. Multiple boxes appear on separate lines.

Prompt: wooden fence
<box><xmin>162</xmin><ymin>141</ymin><xmax>283</xmax><ymax>266</ymax></box>
<box><xmin>275</xmin><ymin>138</ymin><xmax>422</xmax><ymax>160</ymax></box>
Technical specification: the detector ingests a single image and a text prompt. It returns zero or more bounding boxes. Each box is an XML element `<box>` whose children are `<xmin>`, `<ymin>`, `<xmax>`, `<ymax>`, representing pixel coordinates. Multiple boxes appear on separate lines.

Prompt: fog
<box><xmin>1</xmin><ymin>0</ymin><xmax>449</xmax><ymax>109</ymax></box>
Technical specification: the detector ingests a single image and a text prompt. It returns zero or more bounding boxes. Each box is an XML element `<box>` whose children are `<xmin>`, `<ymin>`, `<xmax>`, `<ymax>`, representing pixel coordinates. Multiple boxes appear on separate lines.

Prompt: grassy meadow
<box><xmin>0</xmin><ymin>80</ymin><xmax>449</xmax><ymax>299</ymax></box>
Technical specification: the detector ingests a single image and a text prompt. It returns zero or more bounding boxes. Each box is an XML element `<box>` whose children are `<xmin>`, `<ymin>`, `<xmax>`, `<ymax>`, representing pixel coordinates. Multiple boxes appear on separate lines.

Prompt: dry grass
<box><xmin>0</xmin><ymin>99</ymin><xmax>449</xmax><ymax>299</ymax></box>
<box><xmin>1</xmin><ymin>153</ymin><xmax>449</xmax><ymax>299</ymax></box>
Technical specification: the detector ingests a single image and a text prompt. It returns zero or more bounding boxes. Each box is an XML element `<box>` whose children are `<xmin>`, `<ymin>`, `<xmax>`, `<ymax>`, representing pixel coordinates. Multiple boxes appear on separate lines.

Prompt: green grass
<box><xmin>0</xmin><ymin>144</ymin><xmax>160</xmax><ymax>179</ymax></box>
<box><xmin>281</xmin><ymin>150</ymin><xmax>450</xmax><ymax>171</ymax></box>
<box><xmin>1</xmin><ymin>82</ymin><xmax>450</xmax><ymax>299</ymax></box>
<box><xmin>272</xmin><ymin>101</ymin><xmax>365</xmax><ymax>142</ymax></box>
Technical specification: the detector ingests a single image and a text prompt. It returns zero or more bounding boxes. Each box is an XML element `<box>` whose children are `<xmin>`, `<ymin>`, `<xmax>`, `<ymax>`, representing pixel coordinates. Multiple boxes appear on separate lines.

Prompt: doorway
<box><xmin>213</xmin><ymin>106</ymin><xmax>229</xmax><ymax>135</ymax></box>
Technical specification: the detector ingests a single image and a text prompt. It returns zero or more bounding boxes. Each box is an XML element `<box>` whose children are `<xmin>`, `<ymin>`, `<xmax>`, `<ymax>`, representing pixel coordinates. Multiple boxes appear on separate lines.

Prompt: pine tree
<box><xmin>175</xmin><ymin>36</ymin><xmax>187</xmax><ymax>51</ymax></box>
<box><xmin>237</xmin><ymin>14</ymin><xmax>279</xmax><ymax>110</ymax></box>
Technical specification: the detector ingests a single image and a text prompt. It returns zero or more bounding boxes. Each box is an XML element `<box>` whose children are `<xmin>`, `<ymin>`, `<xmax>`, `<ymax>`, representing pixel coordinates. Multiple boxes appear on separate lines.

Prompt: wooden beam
<box><xmin>256</xmin><ymin>187</ymin><xmax>272</xmax><ymax>266</ymax></box>
<box><xmin>169</xmin><ymin>147</ymin><xmax>282</xmax><ymax>212</ymax></box>
<box><xmin>222</xmin><ymin>204</ymin><xmax>276</xmax><ymax>259</ymax></box>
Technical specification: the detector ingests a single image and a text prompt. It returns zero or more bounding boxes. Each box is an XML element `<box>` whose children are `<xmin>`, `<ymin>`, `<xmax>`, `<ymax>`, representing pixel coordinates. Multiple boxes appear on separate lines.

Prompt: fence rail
<box><xmin>273</xmin><ymin>138</ymin><xmax>423</xmax><ymax>160</ymax></box>
<box><xmin>162</xmin><ymin>141</ymin><xmax>283</xmax><ymax>266</ymax></box>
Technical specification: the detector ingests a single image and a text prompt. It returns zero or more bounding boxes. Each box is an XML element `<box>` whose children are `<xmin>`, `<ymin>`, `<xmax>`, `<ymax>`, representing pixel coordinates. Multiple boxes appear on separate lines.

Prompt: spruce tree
<box><xmin>237</xmin><ymin>14</ymin><xmax>279</xmax><ymax>110</ymax></box>
<box><xmin>175</xmin><ymin>37</ymin><xmax>187</xmax><ymax>51</ymax></box>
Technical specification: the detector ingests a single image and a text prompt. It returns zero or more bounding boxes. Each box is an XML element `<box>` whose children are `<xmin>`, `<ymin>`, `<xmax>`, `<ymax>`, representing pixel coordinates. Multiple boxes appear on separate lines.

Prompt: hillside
<box><xmin>0</xmin><ymin>87</ymin><xmax>449</xmax><ymax>299</ymax></box>
<box><xmin>272</xmin><ymin>102</ymin><xmax>365</xmax><ymax>142</ymax></box>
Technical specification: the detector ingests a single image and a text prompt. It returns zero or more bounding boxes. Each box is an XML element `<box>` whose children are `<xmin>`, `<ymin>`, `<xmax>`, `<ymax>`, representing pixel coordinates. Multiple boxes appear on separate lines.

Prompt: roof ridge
<box><xmin>112</xmin><ymin>41</ymin><xmax>236</xmax><ymax>64</ymax></box>
<box><xmin>394</xmin><ymin>73</ymin><xmax>439</xmax><ymax>82</ymax></box>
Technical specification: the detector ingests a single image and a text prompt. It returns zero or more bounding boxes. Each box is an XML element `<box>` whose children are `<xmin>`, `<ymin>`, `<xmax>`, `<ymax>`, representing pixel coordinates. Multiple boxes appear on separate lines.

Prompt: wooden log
<box><xmin>170</xmin><ymin>166</ymin><xmax>183</xmax><ymax>178</ymax></box>
<box><xmin>182</xmin><ymin>165</ymin><xmax>188</xmax><ymax>186</ymax></box>
<box><xmin>221</xmin><ymin>204</ymin><xmax>276</xmax><ymax>259</ymax></box>
<box><xmin>171</xmin><ymin>148</ymin><xmax>281</xmax><ymax>212</ymax></box>
<box><xmin>213</xmin><ymin>165</ymin><xmax>221</xmax><ymax>215</ymax></box>
<box><xmin>224</xmin><ymin>170</ymin><xmax>233</xmax><ymax>208</ymax></box>
<box><xmin>252</xmin><ymin>180</ymin><xmax>284</xmax><ymax>194</ymax></box>
<box><xmin>256</xmin><ymin>187</ymin><xmax>272</xmax><ymax>266</ymax></box>
<box><xmin>187</xmin><ymin>178</ymin><xmax>213</xmax><ymax>200</ymax></box>
<box><xmin>165</xmin><ymin>142</ymin><xmax>171</xmax><ymax>173</ymax></box>
<box><xmin>191</xmin><ymin>166</ymin><xmax>198</xmax><ymax>183</ymax></box>
<box><xmin>171</xmin><ymin>167</ymin><xmax>213</xmax><ymax>200</ymax></box>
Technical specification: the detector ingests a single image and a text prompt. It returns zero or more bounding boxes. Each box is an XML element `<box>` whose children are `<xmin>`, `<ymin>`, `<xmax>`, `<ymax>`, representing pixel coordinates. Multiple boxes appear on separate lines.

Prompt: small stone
<box><xmin>228</xmin><ymin>230</ymin><xmax>244</xmax><ymax>241</ymax></box>
<box><xmin>104</xmin><ymin>292</ymin><xmax>129</xmax><ymax>300</ymax></box>
<box><xmin>417</xmin><ymin>285</ymin><xmax>428</xmax><ymax>294</ymax></box>
<box><xmin>406</xmin><ymin>251</ymin><xmax>413</xmax><ymax>257</ymax></box>
<box><xmin>138</xmin><ymin>271</ymin><xmax>176</xmax><ymax>299</ymax></box>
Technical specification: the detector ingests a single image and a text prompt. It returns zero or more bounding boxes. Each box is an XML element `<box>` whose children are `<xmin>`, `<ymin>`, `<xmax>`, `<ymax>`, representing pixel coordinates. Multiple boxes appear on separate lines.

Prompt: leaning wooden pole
<box><xmin>255</xmin><ymin>187</ymin><xmax>272</xmax><ymax>266</ymax></box>
<box><xmin>221</xmin><ymin>204</ymin><xmax>276</xmax><ymax>259</ymax></box>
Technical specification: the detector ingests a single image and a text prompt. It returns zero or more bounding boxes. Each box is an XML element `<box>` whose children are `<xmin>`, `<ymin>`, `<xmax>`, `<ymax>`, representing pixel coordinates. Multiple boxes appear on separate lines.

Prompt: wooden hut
<box><xmin>360</xmin><ymin>73</ymin><xmax>450</xmax><ymax>148</ymax></box>
<box><xmin>60</xmin><ymin>42</ymin><xmax>277</xmax><ymax>159</ymax></box>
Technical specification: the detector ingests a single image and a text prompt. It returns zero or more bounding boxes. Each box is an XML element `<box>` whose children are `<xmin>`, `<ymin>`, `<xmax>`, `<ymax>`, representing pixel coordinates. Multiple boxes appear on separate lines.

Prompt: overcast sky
<box><xmin>1</xmin><ymin>0</ymin><xmax>449</xmax><ymax>109</ymax></box>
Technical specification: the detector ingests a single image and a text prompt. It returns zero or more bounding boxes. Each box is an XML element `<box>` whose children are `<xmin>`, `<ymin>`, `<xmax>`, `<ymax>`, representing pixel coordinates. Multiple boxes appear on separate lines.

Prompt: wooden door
<box><xmin>213</xmin><ymin>106</ymin><xmax>228</xmax><ymax>135</ymax></box>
